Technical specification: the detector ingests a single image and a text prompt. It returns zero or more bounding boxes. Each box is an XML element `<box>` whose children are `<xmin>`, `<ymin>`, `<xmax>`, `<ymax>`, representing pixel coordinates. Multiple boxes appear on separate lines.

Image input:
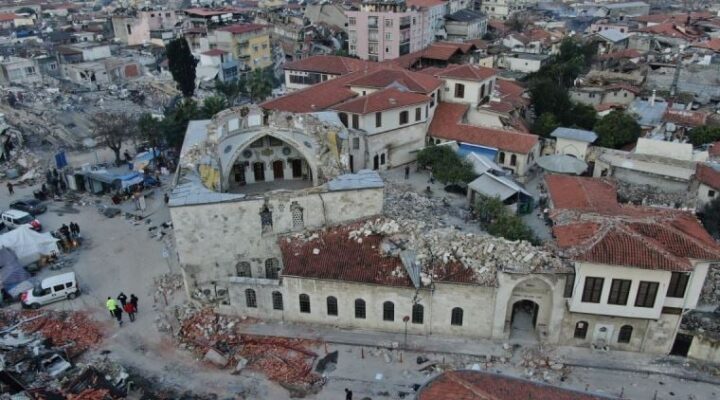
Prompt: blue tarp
<box><xmin>55</xmin><ymin>151</ymin><xmax>68</xmax><ymax>169</ymax></box>
<box><xmin>0</xmin><ymin>247</ymin><xmax>31</xmax><ymax>292</ymax></box>
<box><xmin>457</xmin><ymin>143</ymin><xmax>499</xmax><ymax>160</ymax></box>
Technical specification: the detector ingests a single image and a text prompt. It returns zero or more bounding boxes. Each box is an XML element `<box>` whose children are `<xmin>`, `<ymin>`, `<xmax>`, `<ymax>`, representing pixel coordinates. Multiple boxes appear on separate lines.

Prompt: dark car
<box><xmin>9</xmin><ymin>199</ymin><xmax>47</xmax><ymax>215</ymax></box>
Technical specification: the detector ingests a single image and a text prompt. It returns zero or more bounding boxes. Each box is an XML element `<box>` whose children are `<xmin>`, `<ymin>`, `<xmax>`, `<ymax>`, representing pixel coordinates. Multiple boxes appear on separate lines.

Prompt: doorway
<box><xmin>272</xmin><ymin>160</ymin><xmax>284</xmax><ymax>179</ymax></box>
<box><xmin>510</xmin><ymin>300</ymin><xmax>539</xmax><ymax>341</ymax></box>
<box><xmin>233</xmin><ymin>164</ymin><xmax>246</xmax><ymax>185</ymax></box>
<box><xmin>373</xmin><ymin>155</ymin><xmax>379</xmax><ymax>170</ymax></box>
<box><xmin>291</xmin><ymin>159</ymin><xmax>303</xmax><ymax>178</ymax></box>
<box><xmin>349</xmin><ymin>155</ymin><xmax>354</xmax><ymax>173</ymax></box>
<box><xmin>670</xmin><ymin>333</ymin><xmax>693</xmax><ymax>357</ymax></box>
<box><xmin>253</xmin><ymin>162</ymin><xmax>265</xmax><ymax>182</ymax></box>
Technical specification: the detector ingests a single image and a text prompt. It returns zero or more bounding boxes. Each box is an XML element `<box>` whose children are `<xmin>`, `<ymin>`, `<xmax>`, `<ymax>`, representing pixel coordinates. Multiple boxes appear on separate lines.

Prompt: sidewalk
<box><xmin>236</xmin><ymin>320</ymin><xmax>720</xmax><ymax>385</ymax></box>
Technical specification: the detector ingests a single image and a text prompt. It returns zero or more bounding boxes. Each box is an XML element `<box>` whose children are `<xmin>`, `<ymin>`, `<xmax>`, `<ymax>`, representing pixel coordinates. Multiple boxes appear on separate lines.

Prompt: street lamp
<box><xmin>403</xmin><ymin>315</ymin><xmax>410</xmax><ymax>349</ymax></box>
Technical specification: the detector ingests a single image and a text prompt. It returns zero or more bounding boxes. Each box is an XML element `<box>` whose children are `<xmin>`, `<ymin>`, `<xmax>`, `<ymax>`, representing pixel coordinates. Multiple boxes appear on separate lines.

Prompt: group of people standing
<box><xmin>106</xmin><ymin>292</ymin><xmax>138</xmax><ymax>326</ymax></box>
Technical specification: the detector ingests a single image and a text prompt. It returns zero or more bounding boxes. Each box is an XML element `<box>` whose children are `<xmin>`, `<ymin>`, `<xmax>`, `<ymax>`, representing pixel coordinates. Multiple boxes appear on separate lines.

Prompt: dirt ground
<box><xmin>2</xmin><ymin>171</ymin><xmax>719</xmax><ymax>399</ymax></box>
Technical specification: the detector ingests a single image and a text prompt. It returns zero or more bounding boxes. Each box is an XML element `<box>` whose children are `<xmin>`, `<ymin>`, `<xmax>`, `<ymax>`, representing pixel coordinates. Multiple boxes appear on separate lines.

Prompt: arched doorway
<box><xmin>272</xmin><ymin>160</ymin><xmax>284</xmax><ymax>179</ymax></box>
<box><xmin>253</xmin><ymin>162</ymin><xmax>265</xmax><ymax>181</ymax></box>
<box><xmin>510</xmin><ymin>299</ymin><xmax>539</xmax><ymax>341</ymax></box>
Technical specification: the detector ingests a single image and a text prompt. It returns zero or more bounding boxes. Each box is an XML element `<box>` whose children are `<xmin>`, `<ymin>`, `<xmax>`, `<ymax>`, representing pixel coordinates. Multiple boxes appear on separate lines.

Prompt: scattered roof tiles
<box><xmin>545</xmin><ymin>174</ymin><xmax>618</xmax><ymax>211</ymax></box>
<box><xmin>279</xmin><ymin>223</ymin><xmax>413</xmax><ymax>287</ymax></box>
<box><xmin>696</xmin><ymin>163</ymin><xmax>720</xmax><ymax>191</ymax></box>
<box><xmin>418</xmin><ymin>371</ymin><xmax>614</xmax><ymax>400</ymax></box>
<box><xmin>333</xmin><ymin>87</ymin><xmax>429</xmax><ymax>114</ymax></box>
<box><xmin>429</xmin><ymin>102</ymin><xmax>539</xmax><ymax>154</ymax></box>
<box><xmin>692</xmin><ymin>38</ymin><xmax>720</xmax><ymax>52</ymax></box>
<box><xmin>283</xmin><ymin>55</ymin><xmax>371</xmax><ymax>75</ymax></box>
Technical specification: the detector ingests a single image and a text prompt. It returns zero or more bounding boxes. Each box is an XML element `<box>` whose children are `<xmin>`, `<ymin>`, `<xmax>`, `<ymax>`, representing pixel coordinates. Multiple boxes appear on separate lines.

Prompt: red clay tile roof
<box><xmin>663</xmin><ymin>109</ymin><xmax>708</xmax><ymax>127</ymax></box>
<box><xmin>696</xmin><ymin>163</ymin><xmax>720</xmax><ymax>191</ymax></box>
<box><xmin>346</xmin><ymin>68</ymin><xmax>442</xmax><ymax>94</ymax></box>
<box><xmin>548</xmin><ymin>175</ymin><xmax>720</xmax><ymax>270</ymax></box>
<box><xmin>494</xmin><ymin>78</ymin><xmax>528</xmax><ymax>107</ymax></box>
<box><xmin>202</xmin><ymin>49</ymin><xmax>228</xmax><ymax>56</ymax></box>
<box><xmin>184</xmin><ymin>8</ymin><xmax>231</xmax><ymax>17</ymax></box>
<box><xmin>421</xmin><ymin>43</ymin><xmax>464</xmax><ymax>61</ymax></box>
<box><xmin>635</xmin><ymin>22</ymin><xmax>699</xmax><ymax>39</ymax></box>
<box><xmin>333</xmin><ymin>87</ymin><xmax>429</xmax><ymax>114</ymax></box>
<box><xmin>418</xmin><ymin>371</ymin><xmax>613</xmax><ymax>400</ymax></box>
<box><xmin>692</xmin><ymin>38</ymin><xmax>720</xmax><ymax>52</ymax></box>
<box><xmin>279</xmin><ymin>223</ymin><xmax>413</xmax><ymax>287</ymax></box>
<box><xmin>283</xmin><ymin>55</ymin><xmax>371</xmax><ymax>75</ymax></box>
<box><xmin>606</xmin><ymin>83</ymin><xmax>641</xmax><ymax>95</ymax></box>
<box><xmin>0</xmin><ymin>13</ymin><xmax>16</xmax><ymax>22</ymax></box>
<box><xmin>217</xmin><ymin>23</ymin><xmax>267</xmax><ymax>34</ymax></box>
<box><xmin>261</xmin><ymin>71</ymin><xmax>362</xmax><ymax>112</ymax></box>
<box><xmin>633</xmin><ymin>12</ymin><xmax>713</xmax><ymax>24</ymax></box>
<box><xmin>545</xmin><ymin>174</ymin><xmax>619</xmax><ymax>212</ymax></box>
<box><xmin>465</xmin><ymin>39</ymin><xmax>488</xmax><ymax>49</ymax></box>
<box><xmin>429</xmin><ymin>102</ymin><xmax>539</xmax><ymax>154</ymax></box>
<box><xmin>432</xmin><ymin>64</ymin><xmax>496</xmax><ymax>82</ymax></box>
<box><xmin>710</xmin><ymin>141</ymin><xmax>720</xmax><ymax>157</ymax></box>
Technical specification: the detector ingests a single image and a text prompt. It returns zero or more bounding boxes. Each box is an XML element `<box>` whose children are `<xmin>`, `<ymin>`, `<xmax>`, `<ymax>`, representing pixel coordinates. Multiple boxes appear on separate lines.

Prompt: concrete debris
<box><xmin>681</xmin><ymin>310</ymin><xmax>720</xmax><ymax>341</ymax></box>
<box><xmin>700</xmin><ymin>264</ymin><xmax>720</xmax><ymax>306</ymax></box>
<box><xmin>383</xmin><ymin>183</ymin><xmax>469</xmax><ymax>230</ymax></box>
<box><xmin>346</xmin><ymin>217</ymin><xmax>570</xmax><ymax>286</ymax></box>
<box><xmin>154</xmin><ymin>273</ymin><xmax>184</xmax><ymax>297</ymax></box>
<box><xmin>616</xmin><ymin>180</ymin><xmax>691</xmax><ymax>209</ymax></box>
<box><xmin>175</xmin><ymin>307</ymin><xmax>324</xmax><ymax>392</ymax></box>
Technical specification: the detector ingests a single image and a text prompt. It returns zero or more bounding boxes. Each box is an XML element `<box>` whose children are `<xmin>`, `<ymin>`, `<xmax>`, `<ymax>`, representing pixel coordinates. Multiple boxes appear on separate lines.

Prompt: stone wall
<box><xmin>700</xmin><ymin>264</ymin><xmax>720</xmax><ymax>306</ymax></box>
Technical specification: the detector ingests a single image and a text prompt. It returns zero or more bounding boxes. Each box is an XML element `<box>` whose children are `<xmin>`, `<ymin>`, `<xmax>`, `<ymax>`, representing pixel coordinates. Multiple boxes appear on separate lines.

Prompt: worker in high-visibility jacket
<box><xmin>106</xmin><ymin>297</ymin><xmax>117</xmax><ymax>318</ymax></box>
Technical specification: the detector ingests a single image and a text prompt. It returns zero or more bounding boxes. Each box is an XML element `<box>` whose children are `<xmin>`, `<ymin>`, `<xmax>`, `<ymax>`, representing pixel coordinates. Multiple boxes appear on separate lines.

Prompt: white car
<box><xmin>21</xmin><ymin>272</ymin><xmax>79</xmax><ymax>309</ymax></box>
<box><xmin>1</xmin><ymin>209</ymin><xmax>42</xmax><ymax>231</ymax></box>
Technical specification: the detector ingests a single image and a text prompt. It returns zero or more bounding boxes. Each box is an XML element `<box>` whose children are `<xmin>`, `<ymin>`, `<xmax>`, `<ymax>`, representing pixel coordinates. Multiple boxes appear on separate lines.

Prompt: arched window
<box><xmin>299</xmin><ymin>294</ymin><xmax>311</xmax><ymax>313</ymax></box>
<box><xmin>291</xmin><ymin>202</ymin><xmax>304</xmax><ymax>229</ymax></box>
<box><xmin>451</xmin><ymin>307</ymin><xmax>463</xmax><ymax>326</ymax></box>
<box><xmin>245</xmin><ymin>289</ymin><xmax>257</xmax><ymax>308</ymax></box>
<box><xmin>412</xmin><ymin>304</ymin><xmax>424</xmax><ymax>324</ymax></box>
<box><xmin>327</xmin><ymin>296</ymin><xmax>338</xmax><ymax>316</ymax></box>
<box><xmin>236</xmin><ymin>262</ymin><xmax>251</xmax><ymax>277</ymax></box>
<box><xmin>272</xmin><ymin>291</ymin><xmax>283</xmax><ymax>310</ymax></box>
<box><xmin>265</xmin><ymin>258</ymin><xmax>279</xmax><ymax>279</ymax></box>
<box><xmin>510</xmin><ymin>154</ymin><xmax>517</xmax><ymax>166</ymax></box>
<box><xmin>618</xmin><ymin>325</ymin><xmax>633</xmax><ymax>344</ymax></box>
<box><xmin>383</xmin><ymin>301</ymin><xmax>394</xmax><ymax>321</ymax></box>
<box><xmin>355</xmin><ymin>299</ymin><xmax>366</xmax><ymax>319</ymax></box>
<box><xmin>498</xmin><ymin>152</ymin><xmax>506</xmax><ymax>164</ymax></box>
<box><xmin>574</xmin><ymin>321</ymin><xmax>588</xmax><ymax>339</ymax></box>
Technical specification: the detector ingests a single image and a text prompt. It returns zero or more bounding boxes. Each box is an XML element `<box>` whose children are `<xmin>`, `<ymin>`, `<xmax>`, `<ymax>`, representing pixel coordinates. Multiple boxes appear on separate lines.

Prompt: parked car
<box><xmin>10</xmin><ymin>198</ymin><xmax>47</xmax><ymax>215</ymax></box>
<box><xmin>21</xmin><ymin>272</ymin><xmax>79</xmax><ymax>309</ymax></box>
<box><xmin>1</xmin><ymin>210</ymin><xmax>41</xmax><ymax>231</ymax></box>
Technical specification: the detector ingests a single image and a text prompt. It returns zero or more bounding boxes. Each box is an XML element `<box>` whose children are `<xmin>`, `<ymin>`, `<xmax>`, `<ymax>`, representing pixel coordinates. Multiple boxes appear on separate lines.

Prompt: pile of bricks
<box><xmin>236</xmin><ymin>336</ymin><xmax>322</xmax><ymax>386</ymax></box>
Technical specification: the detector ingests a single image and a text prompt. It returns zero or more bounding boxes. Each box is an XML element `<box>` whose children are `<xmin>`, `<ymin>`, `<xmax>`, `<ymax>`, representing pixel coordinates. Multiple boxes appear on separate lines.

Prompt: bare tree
<box><xmin>90</xmin><ymin>112</ymin><xmax>136</xmax><ymax>165</ymax></box>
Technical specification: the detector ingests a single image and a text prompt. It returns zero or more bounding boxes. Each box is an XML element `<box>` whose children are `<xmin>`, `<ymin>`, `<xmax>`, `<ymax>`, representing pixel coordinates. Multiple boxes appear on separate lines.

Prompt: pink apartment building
<box><xmin>346</xmin><ymin>0</ymin><xmax>431</xmax><ymax>62</ymax></box>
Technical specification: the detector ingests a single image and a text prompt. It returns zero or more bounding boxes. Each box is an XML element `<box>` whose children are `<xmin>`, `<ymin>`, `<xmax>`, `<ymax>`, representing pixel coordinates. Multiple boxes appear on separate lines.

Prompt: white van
<box><xmin>21</xmin><ymin>272</ymin><xmax>79</xmax><ymax>309</ymax></box>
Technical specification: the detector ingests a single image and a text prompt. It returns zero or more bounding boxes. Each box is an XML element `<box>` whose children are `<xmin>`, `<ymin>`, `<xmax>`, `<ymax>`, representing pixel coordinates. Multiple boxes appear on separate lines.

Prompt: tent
<box><xmin>0</xmin><ymin>246</ymin><xmax>31</xmax><ymax>293</ymax></box>
<box><xmin>0</xmin><ymin>226</ymin><xmax>60</xmax><ymax>266</ymax></box>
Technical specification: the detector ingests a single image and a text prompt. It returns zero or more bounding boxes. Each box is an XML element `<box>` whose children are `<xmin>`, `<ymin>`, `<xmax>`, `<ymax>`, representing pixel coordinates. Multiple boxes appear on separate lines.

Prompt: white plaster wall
<box><xmin>687</xmin><ymin>335</ymin><xmax>720</xmax><ymax>363</ymax></box>
<box><xmin>696</xmin><ymin>183</ymin><xmax>718</xmax><ymax>209</ymax></box>
<box><xmin>569</xmin><ymin>262</ymin><xmax>670</xmax><ymax>319</ymax></box>
<box><xmin>440</xmin><ymin>77</ymin><xmax>496</xmax><ymax>107</ymax></box>
<box><xmin>555</xmin><ymin>138</ymin><xmax>590</xmax><ymax>160</ymax></box>
<box><xmin>466</xmin><ymin>108</ymin><xmax>503</xmax><ymax>128</ymax></box>
<box><xmin>663</xmin><ymin>262</ymin><xmax>708</xmax><ymax>310</ymax></box>
<box><xmin>357</xmin><ymin>102</ymin><xmax>429</xmax><ymax>135</ymax></box>
<box><xmin>503</xmin><ymin>57</ymin><xmax>543</xmax><ymax>73</ymax></box>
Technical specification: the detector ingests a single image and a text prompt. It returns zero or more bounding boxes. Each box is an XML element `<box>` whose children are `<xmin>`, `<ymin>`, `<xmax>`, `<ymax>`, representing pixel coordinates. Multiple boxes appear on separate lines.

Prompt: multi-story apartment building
<box><xmin>186</xmin><ymin>24</ymin><xmax>272</xmax><ymax>71</ymax></box>
<box><xmin>478</xmin><ymin>0</ymin><xmax>534</xmax><ymax>21</ymax></box>
<box><xmin>346</xmin><ymin>0</ymin><xmax>430</xmax><ymax>62</ymax></box>
<box><xmin>112</xmin><ymin>8</ymin><xmax>178</xmax><ymax>46</ymax></box>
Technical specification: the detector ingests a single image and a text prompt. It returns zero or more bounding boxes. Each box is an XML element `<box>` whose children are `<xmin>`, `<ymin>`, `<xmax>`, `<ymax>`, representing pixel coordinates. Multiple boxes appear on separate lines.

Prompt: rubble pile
<box><xmin>616</xmin><ymin>181</ymin><xmax>691</xmax><ymax>208</ymax></box>
<box><xmin>0</xmin><ymin>310</ymin><xmax>102</xmax><ymax>358</ymax></box>
<box><xmin>176</xmin><ymin>308</ymin><xmax>324</xmax><ymax>391</ymax></box>
<box><xmin>383</xmin><ymin>184</ymin><xmax>469</xmax><ymax>230</ymax></box>
<box><xmin>681</xmin><ymin>310</ymin><xmax>720</xmax><ymax>340</ymax></box>
<box><xmin>154</xmin><ymin>273</ymin><xmax>184</xmax><ymax>297</ymax></box>
<box><xmin>347</xmin><ymin>218</ymin><xmax>569</xmax><ymax>286</ymax></box>
<box><xmin>700</xmin><ymin>264</ymin><xmax>720</xmax><ymax>305</ymax></box>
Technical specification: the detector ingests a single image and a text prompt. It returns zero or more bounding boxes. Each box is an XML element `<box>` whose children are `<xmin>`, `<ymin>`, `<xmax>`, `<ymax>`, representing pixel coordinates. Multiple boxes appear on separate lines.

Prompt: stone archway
<box><xmin>510</xmin><ymin>299</ymin><xmax>539</xmax><ymax>341</ymax></box>
<box><xmin>503</xmin><ymin>276</ymin><xmax>554</xmax><ymax>342</ymax></box>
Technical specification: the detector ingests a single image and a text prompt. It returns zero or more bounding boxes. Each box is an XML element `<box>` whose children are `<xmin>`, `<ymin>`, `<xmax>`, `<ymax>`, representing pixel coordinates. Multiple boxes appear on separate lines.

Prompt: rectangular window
<box><xmin>454</xmin><ymin>83</ymin><xmax>465</xmax><ymax>98</ymax></box>
<box><xmin>607</xmin><ymin>279</ymin><xmax>631</xmax><ymax>305</ymax></box>
<box><xmin>352</xmin><ymin>137</ymin><xmax>360</xmax><ymax>150</ymax></box>
<box><xmin>368</xmin><ymin>16</ymin><xmax>378</xmax><ymax>28</ymax></box>
<box><xmin>415</xmin><ymin>107</ymin><xmax>421</xmax><ymax>121</ymax></box>
<box><xmin>635</xmin><ymin>281</ymin><xmax>659</xmax><ymax>308</ymax></box>
<box><xmin>385</xmin><ymin>19</ymin><xmax>393</xmax><ymax>28</ymax></box>
<box><xmin>352</xmin><ymin>114</ymin><xmax>359</xmax><ymax>129</ymax></box>
<box><xmin>385</xmin><ymin>32</ymin><xmax>392</xmax><ymax>40</ymax></box>
<box><xmin>563</xmin><ymin>274</ymin><xmax>575</xmax><ymax>298</ymax></box>
<box><xmin>667</xmin><ymin>272</ymin><xmax>690</xmax><ymax>298</ymax></box>
<box><xmin>399</xmin><ymin>110</ymin><xmax>409</xmax><ymax>125</ymax></box>
<box><xmin>710</xmin><ymin>190</ymin><xmax>716</xmax><ymax>198</ymax></box>
<box><xmin>349</xmin><ymin>17</ymin><xmax>356</xmax><ymax>26</ymax></box>
<box><xmin>375</xmin><ymin>112</ymin><xmax>382</xmax><ymax>127</ymax></box>
<box><xmin>581</xmin><ymin>277</ymin><xmax>604</xmax><ymax>303</ymax></box>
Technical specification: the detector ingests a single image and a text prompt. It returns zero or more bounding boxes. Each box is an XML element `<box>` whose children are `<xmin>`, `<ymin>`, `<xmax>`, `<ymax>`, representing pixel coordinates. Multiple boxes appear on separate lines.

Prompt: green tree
<box><xmin>161</xmin><ymin>100</ymin><xmax>201</xmax><ymax>150</ymax></box>
<box><xmin>201</xmin><ymin>95</ymin><xmax>228</xmax><ymax>118</ymax></box>
<box><xmin>215</xmin><ymin>79</ymin><xmax>245</xmax><ymax>106</ymax></box>
<box><xmin>700</xmin><ymin>197</ymin><xmax>720</xmax><ymax>239</ymax></box>
<box><xmin>533</xmin><ymin>113</ymin><xmax>560</xmax><ymax>137</ymax></box>
<box><xmin>417</xmin><ymin>145</ymin><xmax>477</xmax><ymax>184</ymax></box>
<box><xmin>529</xmin><ymin>78</ymin><xmax>573</xmax><ymax>121</ymax></box>
<box><xmin>474</xmin><ymin>195</ymin><xmax>507</xmax><ymax>225</ymax></box>
<box><xmin>688</xmin><ymin>126</ymin><xmax>720</xmax><ymax>146</ymax></box>
<box><xmin>593</xmin><ymin>110</ymin><xmax>641</xmax><ymax>149</ymax></box>
<box><xmin>473</xmin><ymin>195</ymin><xmax>538</xmax><ymax>244</ymax></box>
<box><xmin>166</xmin><ymin>38</ymin><xmax>197</xmax><ymax>98</ymax></box>
<box><xmin>137</xmin><ymin>113</ymin><xmax>163</xmax><ymax>151</ymax></box>
<box><xmin>247</xmin><ymin>68</ymin><xmax>273</xmax><ymax>102</ymax></box>
<box><xmin>569</xmin><ymin>103</ymin><xmax>598</xmax><ymax>131</ymax></box>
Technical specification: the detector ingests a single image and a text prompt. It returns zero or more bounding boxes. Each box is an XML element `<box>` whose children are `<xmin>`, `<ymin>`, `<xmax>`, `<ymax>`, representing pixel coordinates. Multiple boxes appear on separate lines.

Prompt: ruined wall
<box><xmin>612</xmin><ymin>167</ymin><xmax>689</xmax><ymax>193</ymax></box>
<box><xmin>365</xmin><ymin>123</ymin><xmax>428</xmax><ymax>170</ymax></box>
<box><xmin>219</xmin><ymin>277</ymin><xmax>498</xmax><ymax>338</ymax></box>
<box><xmin>687</xmin><ymin>335</ymin><xmax>720</xmax><ymax>364</ymax></box>
<box><xmin>171</xmin><ymin>187</ymin><xmax>384</xmax><ymax>290</ymax></box>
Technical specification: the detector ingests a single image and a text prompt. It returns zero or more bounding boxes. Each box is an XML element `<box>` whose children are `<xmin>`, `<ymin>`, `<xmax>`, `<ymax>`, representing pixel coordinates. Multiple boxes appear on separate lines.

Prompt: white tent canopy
<box><xmin>0</xmin><ymin>226</ymin><xmax>60</xmax><ymax>266</ymax></box>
